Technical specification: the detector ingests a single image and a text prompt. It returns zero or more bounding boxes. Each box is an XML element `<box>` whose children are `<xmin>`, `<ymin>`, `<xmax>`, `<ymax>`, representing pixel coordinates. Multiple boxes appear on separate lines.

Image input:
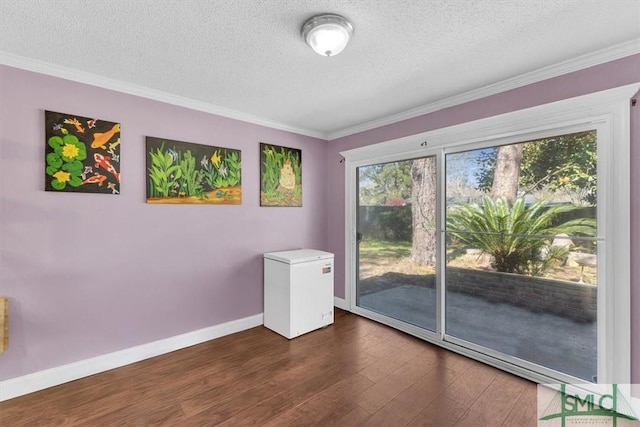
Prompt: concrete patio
<box><xmin>360</xmin><ymin>284</ymin><xmax>596</xmax><ymax>381</ymax></box>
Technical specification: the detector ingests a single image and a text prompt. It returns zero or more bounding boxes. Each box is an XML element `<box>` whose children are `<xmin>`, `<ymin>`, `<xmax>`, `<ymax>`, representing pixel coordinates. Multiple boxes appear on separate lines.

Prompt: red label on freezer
<box><xmin>322</xmin><ymin>266</ymin><xmax>332</xmax><ymax>274</ymax></box>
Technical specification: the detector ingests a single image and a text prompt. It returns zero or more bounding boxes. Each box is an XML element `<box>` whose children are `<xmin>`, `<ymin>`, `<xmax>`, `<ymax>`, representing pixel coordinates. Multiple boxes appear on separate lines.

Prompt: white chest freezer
<box><xmin>263</xmin><ymin>249</ymin><xmax>334</xmax><ymax>339</ymax></box>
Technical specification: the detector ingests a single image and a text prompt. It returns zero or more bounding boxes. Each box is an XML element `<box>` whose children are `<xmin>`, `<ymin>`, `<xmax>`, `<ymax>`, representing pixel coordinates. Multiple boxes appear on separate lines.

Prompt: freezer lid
<box><xmin>264</xmin><ymin>249</ymin><xmax>334</xmax><ymax>264</ymax></box>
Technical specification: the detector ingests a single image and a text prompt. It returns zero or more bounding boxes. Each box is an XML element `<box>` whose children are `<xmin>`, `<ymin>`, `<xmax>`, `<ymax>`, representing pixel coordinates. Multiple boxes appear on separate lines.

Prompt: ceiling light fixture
<box><xmin>301</xmin><ymin>14</ymin><xmax>353</xmax><ymax>57</ymax></box>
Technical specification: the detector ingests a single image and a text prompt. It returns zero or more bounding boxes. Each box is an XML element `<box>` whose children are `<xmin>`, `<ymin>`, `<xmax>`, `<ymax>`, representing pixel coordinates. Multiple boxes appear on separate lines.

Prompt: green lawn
<box><xmin>359</xmin><ymin>239</ymin><xmax>411</xmax><ymax>260</ymax></box>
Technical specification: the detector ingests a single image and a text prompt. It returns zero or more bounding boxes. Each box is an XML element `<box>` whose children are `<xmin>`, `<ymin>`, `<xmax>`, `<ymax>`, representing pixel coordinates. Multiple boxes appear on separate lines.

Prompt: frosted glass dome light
<box><xmin>302</xmin><ymin>14</ymin><xmax>353</xmax><ymax>57</ymax></box>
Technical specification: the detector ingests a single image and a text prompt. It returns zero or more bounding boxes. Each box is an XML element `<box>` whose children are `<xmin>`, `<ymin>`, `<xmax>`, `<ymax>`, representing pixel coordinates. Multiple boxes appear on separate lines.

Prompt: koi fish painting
<box><xmin>45</xmin><ymin>110</ymin><xmax>121</xmax><ymax>194</ymax></box>
<box><xmin>146</xmin><ymin>136</ymin><xmax>242</xmax><ymax>205</ymax></box>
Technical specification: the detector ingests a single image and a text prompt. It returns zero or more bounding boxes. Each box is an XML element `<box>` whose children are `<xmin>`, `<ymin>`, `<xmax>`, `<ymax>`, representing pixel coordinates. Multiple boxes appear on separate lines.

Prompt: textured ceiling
<box><xmin>0</xmin><ymin>0</ymin><xmax>639</xmax><ymax>139</ymax></box>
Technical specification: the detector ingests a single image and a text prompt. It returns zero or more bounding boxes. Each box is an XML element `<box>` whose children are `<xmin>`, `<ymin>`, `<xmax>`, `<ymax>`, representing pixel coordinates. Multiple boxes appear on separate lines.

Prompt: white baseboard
<box><xmin>334</xmin><ymin>297</ymin><xmax>349</xmax><ymax>311</ymax></box>
<box><xmin>0</xmin><ymin>313</ymin><xmax>264</xmax><ymax>402</ymax></box>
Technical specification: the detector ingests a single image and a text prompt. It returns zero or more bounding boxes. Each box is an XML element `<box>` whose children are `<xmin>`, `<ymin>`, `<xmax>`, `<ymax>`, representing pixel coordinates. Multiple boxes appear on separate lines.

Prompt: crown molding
<box><xmin>0</xmin><ymin>52</ymin><xmax>327</xmax><ymax>140</ymax></box>
<box><xmin>2</xmin><ymin>38</ymin><xmax>638</xmax><ymax>143</ymax></box>
<box><xmin>326</xmin><ymin>38</ymin><xmax>640</xmax><ymax>140</ymax></box>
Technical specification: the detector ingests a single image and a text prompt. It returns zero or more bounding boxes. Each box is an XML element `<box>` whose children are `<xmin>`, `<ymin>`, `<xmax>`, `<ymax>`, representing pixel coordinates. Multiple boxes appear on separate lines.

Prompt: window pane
<box><xmin>445</xmin><ymin>130</ymin><xmax>597</xmax><ymax>381</ymax></box>
<box><xmin>356</xmin><ymin>158</ymin><xmax>437</xmax><ymax>331</ymax></box>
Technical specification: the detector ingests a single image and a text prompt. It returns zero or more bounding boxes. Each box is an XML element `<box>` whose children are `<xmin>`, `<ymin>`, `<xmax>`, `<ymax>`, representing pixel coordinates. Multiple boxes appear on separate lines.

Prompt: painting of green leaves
<box><xmin>146</xmin><ymin>137</ymin><xmax>241</xmax><ymax>204</ymax></box>
<box><xmin>45</xmin><ymin>110</ymin><xmax>121</xmax><ymax>194</ymax></box>
<box><xmin>260</xmin><ymin>143</ymin><xmax>302</xmax><ymax>207</ymax></box>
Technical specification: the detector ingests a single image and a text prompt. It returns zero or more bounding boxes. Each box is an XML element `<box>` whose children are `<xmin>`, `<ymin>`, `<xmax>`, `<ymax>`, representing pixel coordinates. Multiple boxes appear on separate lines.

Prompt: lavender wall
<box><xmin>1</xmin><ymin>53</ymin><xmax>638</xmax><ymax>387</ymax></box>
<box><xmin>326</xmin><ymin>54</ymin><xmax>640</xmax><ymax>382</ymax></box>
<box><xmin>0</xmin><ymin>65</ymin><xmax>328</xmax><ymax>381</ymax></box>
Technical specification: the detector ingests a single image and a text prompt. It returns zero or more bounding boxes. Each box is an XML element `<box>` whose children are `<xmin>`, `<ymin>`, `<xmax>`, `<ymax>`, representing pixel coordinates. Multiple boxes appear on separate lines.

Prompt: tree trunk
<box><xmin>410</xmin><ymin>157</ymin><xmax>437</xmax><ymax>265</ymax></box>
<box><xmin>491</xmin><ymin>144</ymin><xmax>524</xmax><ymax>200</ymax></box>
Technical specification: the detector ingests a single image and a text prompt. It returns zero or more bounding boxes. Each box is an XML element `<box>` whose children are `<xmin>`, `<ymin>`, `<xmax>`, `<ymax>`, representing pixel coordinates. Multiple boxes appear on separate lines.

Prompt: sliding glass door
<box><xmin>356</xmin><ymin>157</ymin><xmax>437</xmax><ymax>332</ymax></box>
<box><xmin>351</xmin><ymin>128</ymin><xmax>604</xmax><ymax>384</ymax></box>
<box><xmin>346</xmin><ymin>86</ymin><xmax>636</xmax><ymax>385</ymax></box>
<box><xmin>444</xmin><ymin>133</ymin><xmax>598</xmax><ymax>382</ymax></box>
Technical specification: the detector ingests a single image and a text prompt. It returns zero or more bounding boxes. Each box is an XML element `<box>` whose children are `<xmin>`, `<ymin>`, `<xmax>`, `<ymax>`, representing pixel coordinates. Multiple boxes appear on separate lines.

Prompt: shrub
<box><xmin>447</xmin><ymin>196</ymin><xmax>595</xmax><ymax>275</ymax></box>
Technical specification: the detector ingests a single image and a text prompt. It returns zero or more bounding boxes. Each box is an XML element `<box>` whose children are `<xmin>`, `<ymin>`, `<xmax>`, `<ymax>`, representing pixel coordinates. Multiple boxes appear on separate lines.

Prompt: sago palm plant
<box><xmin>447</xmin><ymin>196</ymin><xmax>595</xmax><ymax>275</ymax></box>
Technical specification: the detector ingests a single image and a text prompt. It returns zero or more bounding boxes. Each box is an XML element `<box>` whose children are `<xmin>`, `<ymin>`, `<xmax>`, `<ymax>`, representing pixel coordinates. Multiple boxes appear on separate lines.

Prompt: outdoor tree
<box><xmin>359</xmin><ymin>161</ymin><xmax>412</xmax><ymax>206</ymax></box>
<box><xmin>362</xmin><ymin>130</ymin><xmax>597</xmax><ymax>268</ymax></box>
<box><xmin>410</xmin><ymin>157</ymin><xmax>437</xmax><ymax>265</ymax></box>
<box><xmin>475</xmin><ymin>131</ymin><xmax>597</xmax><ymax>204</ymax></box>
<box><xmin>491</xmin><ymin>144</ymin><xmax>523</xmax><ymax>200</ymax></box>
<box><xmin>519</xmin><ymin>130</ymin><xmax>597</xmax><ymax>204</ymax></box>
<box><xmin>445</xmin><ymin>150</ymin><xmax>482</xmax><ymax>199</ymax></box>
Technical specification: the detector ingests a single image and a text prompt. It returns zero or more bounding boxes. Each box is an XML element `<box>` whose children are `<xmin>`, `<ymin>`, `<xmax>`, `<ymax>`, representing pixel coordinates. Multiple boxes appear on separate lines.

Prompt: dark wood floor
<box><xmin>0</xmin><ymin>309</ymin><xmax>537</xmax><ymax>426</ymax></box>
